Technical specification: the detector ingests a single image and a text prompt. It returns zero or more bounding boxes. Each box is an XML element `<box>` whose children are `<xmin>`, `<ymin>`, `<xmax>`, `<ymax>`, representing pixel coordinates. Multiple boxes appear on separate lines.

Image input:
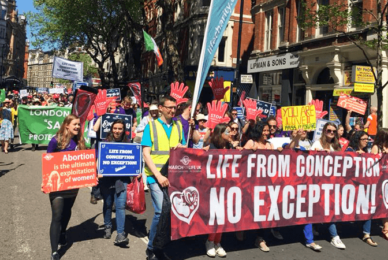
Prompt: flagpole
<box><xmin>231</xmin><ymin>0</ymin><xmax>245</xmax><ymax>110</ymax></box>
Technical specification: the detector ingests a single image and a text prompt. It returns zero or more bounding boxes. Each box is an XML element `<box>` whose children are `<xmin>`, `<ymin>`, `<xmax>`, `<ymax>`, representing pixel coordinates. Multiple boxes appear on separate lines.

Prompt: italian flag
<box><xmin>143</xmin><ymin>30</ymin><xmax>164</xmax><ymax>67</ymax></box>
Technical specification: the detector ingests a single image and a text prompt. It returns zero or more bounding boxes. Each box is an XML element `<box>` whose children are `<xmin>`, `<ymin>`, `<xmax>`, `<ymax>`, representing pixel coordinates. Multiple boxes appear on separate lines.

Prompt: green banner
<box><xmin>0</xmin><ymin>89</ymin><xmax>5</xmax><ymax>103</ymax></box>
<box><xmin>18</xmin><ymin>105</ymin><xmax>90</xmax><ymax>147</ymax></box>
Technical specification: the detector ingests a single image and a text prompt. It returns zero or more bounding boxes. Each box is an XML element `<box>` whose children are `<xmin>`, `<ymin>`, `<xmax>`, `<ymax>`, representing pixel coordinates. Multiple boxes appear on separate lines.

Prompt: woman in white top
<box><xmin>311</xmin><ymin>122</ymin><xmax>346</xmax><ymax>249</ymax></box>
<box><xmin>311</xmin><ymin>122</ymin><xmax>341</xmax><ymax>152</ymax></box>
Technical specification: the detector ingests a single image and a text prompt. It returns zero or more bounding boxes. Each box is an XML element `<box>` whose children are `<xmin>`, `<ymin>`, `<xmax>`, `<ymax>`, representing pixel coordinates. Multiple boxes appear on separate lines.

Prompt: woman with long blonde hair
<box><xmin>45</xmin><ymin>114</ymin><xmax>85</xmax><ymax>260</ymax></box>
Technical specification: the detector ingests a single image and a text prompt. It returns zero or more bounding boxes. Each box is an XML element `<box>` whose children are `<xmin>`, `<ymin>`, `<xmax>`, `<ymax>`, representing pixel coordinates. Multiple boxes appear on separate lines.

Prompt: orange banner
<box><xmin>42</xmin><ymin>150</ymin><xmax>97</xmax><ymax>193</ymax></box>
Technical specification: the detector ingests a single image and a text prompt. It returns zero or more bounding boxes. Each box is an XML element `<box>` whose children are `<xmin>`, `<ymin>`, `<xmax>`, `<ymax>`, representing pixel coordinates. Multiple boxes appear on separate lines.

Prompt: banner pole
<box><xmin>231</xmin><ymin>0</ymin><xmax>245</xmax><ymax>111</ymax></box>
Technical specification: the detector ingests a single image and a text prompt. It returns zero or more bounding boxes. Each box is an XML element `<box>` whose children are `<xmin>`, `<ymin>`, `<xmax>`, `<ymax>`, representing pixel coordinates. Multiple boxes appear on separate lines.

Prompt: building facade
<box><xmin>27</xmin><ymin>49</ymin><xmax>60</xmax><ymax>88</ymax></box>
<box><xmin>248</xmin><ymin>0</ymin><xmax>388</xmax><ymax>126</ymax></box>
<box><xmin>142</xmin><ymin>0</ymin><xmax>254</xmax><ymax>104</ymax></box>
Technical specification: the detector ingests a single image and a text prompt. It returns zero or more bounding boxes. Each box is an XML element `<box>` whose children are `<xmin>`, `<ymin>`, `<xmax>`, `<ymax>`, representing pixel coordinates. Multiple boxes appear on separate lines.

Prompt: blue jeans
<box><xmin>328</xmin><ymin>223</ymin><xmax>338</xmax><ymax>237</ymax></box>
<box><xmin>100</xmin><ymin>182</ymin><xmax>128</xmax><ymax>234</ymax></box>
<box><xmin>363</xmin><ymin>220</ymin><xmax>372</xmax><ymax>234</ymax></box>
<box><xmin>304</xmin><ymin>224</ymin><xmax>314</xmax><ymax>244</ymax></box>
<box><xmin>148</xmin><ymin>182</ymin><xmax>163</xmax><ymax>251</ymax></box>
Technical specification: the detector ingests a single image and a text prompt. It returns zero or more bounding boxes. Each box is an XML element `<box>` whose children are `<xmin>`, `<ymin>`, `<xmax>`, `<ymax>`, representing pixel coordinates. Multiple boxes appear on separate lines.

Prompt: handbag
<box><xmin>126</xmin><ymin>176</ymin><xmax>146</xmax><ymax>214</ymax></box>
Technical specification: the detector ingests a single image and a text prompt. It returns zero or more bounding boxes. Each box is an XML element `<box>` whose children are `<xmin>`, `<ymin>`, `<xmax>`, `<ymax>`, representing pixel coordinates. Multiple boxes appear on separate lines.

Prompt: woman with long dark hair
<box><xmin>45</xmin><ymin>115</ymin><xmax>86</xmax><ymax>260</ymax></box>
<box><xmin>205</xmin><ymin>123</ymin><xmax>232</xmax><ymax>258</ymax></box>
<box><xmin>98</xmin><ymin>119</ymin><xmax>130</xmax><ymax>246</ymax></box>
<box><xmin>371</xmin><ymin>128</ymin><xmax>388</xmax><ymax>241</ymax></box>
<box><xmin>311</xmin><ymin>122</ymin><xmax>346</xmax><ymax>249</ymax></box>
<box><xmin>346</xmin><ymin>131</ymin><xmax>377</xmax><ymax>246</ymax></box>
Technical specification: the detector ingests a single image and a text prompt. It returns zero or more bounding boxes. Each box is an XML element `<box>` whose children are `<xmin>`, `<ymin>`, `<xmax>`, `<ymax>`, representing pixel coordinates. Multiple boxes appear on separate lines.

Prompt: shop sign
<box><xmin>240</xmin><ymin>74</ymin><xmax>253</xmax><ymax>84</ymax></box>
<box><xmin>248</xmin><ymin>53</ymin><xmax>299</xmax><ymax>73</ymax></box>
<box><xmin>333</xmin><ymin>88</ymin><xmax>353</xmax><ymax>96</ymax></box>
<box><xmin>352</xmin><ymin>66</ymin><xmax>375</xmax><ymax>84</ymax></box>
<box><xmin>354</xmin><ymin>83</ymin><xmax>375</xmax><ymax>93</ymax></box>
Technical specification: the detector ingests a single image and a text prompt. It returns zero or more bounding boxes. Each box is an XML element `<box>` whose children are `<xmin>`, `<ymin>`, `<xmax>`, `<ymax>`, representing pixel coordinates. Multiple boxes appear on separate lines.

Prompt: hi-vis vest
<box><xmin>144</xmin><ymin>119</ymin><xmax>183</xmax><ymax>177</ymax></box>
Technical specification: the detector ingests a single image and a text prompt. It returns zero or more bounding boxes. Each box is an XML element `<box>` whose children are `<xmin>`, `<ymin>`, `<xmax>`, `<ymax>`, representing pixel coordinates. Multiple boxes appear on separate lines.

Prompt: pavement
<box><xmin>1</xmin><ymin>136</ymin><xmax>388</xmax><ymax>260</ymax></box>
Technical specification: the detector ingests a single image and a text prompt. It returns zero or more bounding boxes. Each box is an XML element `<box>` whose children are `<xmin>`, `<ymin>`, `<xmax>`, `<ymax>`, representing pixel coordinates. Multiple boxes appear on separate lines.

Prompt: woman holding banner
<box><xmin>311</xmin><ymin>122</ymin><xmax>346</xmax><ymax>249</ymax></box>
<box><xmin>97</xmin><ymin>119</ymin><xmax>130</xmax><ymax>247</ymax></box>
<box><xmin>346</xmin><ymin>131</ymin><xmax>378</xmax><ymax>247</ymax></box>
<box><xmin>371</xmin><ymin>128</ymin><xmax>388</xmax><ymax>241</ymax></box>
<box><xmin>46</xmin><ymin>114</ymin><xmax>86</xmax><ymax>260</ymax></box>
<box><xmin>205</xmin><ymin>123</ymin><xmax>234</xmax><ymax>257</ymax></box>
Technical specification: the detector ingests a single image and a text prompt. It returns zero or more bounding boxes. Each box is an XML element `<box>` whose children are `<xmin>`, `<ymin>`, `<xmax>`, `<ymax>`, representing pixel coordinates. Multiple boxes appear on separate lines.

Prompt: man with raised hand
<box><xmin>142</xmin><ymin>95</ymin><xmax>186</xmax><ymax>260</ymax></box>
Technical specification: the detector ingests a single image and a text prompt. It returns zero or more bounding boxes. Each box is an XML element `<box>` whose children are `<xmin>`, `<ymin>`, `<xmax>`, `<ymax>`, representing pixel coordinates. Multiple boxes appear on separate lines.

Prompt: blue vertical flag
<box><xmin>191</xmin><ymin>0</ymin><xmax>238</xmax><ymax>117</ymax></box>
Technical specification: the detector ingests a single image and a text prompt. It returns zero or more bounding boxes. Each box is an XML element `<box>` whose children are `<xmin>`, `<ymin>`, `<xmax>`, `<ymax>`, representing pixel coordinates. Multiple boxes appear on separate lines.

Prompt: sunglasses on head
<box><xmin>326</xmin><ymin>129</ymin><xmax>337</xmax><ymax>134</ymax></box>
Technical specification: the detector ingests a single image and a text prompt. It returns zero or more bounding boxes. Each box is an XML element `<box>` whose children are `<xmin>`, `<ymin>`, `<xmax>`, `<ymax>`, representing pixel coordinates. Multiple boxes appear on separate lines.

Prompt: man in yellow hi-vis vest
<box><xmin>141</xmin><ymin>95</ymin><xmax>185</xmax><ymax>260</ymax></box>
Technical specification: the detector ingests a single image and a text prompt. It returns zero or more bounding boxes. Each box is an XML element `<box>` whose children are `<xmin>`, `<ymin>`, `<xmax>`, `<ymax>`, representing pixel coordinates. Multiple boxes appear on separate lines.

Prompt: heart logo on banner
<box><xmin>170</xmin><ymin>187</ymin><xmax>200</xmax><ymax>224</ymax></box>
<box><xmin>382</xmin><ymin>180</ymin><xmax>388</xmax><ymax>209</ymax></box>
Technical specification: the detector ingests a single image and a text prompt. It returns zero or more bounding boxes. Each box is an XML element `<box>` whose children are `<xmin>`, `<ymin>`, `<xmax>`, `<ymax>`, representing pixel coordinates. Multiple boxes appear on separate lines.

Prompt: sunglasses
<box><xmin>360</xmin><ymin>138</ymin><xmax>369</xmax><ymax>141</ymax></box>
<box><xmin>231</xmin><ymin>127</ymin><xmax>239</xmax><ymax>131</ymax></box>
<box><xmin>269</xmin><ymin>125</ymin><xmax>277</xmax><ymax>129</ymax></box>
<box><xmin>326</xmin><ymin>129</ymin><xmax>337</xmax><ymax>134</ymax></box>
<box><xmin>232</xmin><ymin>113</ymin><xmax>237</xmax><ymax>116</ymax></box>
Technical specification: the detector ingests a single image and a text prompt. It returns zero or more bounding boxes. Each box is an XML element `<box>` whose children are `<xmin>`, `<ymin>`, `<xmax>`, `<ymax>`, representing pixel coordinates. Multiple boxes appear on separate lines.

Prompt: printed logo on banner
<box><xmin>106</xmin><ymin>88</ymin><xmax>121</xmax><ymax>101</ymax></box>
<box><xmin>180</xmin><ymin>156</ymin><xmax>191</xmax><ymax>166</ymax></box>
<box><xmin>171</xmin><ymin>187</ymin><xmax>200</xmax><ymax>224</ymax></box>
<box><xmin>43</xmin><ymin>154</ymin><xmax>54</xmax><ymax>161</ymax></box>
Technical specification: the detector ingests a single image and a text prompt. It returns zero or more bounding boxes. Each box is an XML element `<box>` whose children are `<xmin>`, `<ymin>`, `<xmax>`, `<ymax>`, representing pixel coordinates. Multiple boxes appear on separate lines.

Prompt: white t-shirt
<box><xmin>311</xmin><ymin>140</ymin><xmax>335</xmax><ymax>151</ymax></box>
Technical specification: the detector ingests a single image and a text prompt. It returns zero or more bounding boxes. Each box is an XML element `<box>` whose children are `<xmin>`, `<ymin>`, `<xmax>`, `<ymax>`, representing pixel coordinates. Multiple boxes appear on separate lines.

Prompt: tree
<box><xmin>27</xmin><ymin>0</ymin><xmax>143</xmax><ymax>87</ymax></box>
<box><xmin>299</xmin><ymin>0</ymin><xmax>388</xmax><ymax>127</ymax></box>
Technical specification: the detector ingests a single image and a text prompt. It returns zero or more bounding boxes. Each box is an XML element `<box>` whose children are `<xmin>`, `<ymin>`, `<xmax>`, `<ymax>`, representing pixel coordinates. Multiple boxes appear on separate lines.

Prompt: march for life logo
<box><xmin>171</xmin><ymin>187</ymin><xmax>200</xmax><ymax>224</ymax></box>
<box><xmin>168</xmin><ymin>153</ymin><xmax>202</xmax><ymax>172</ymax></box>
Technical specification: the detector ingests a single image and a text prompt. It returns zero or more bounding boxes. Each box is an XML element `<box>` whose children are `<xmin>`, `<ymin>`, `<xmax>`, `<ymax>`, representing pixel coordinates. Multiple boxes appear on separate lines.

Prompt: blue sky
<box><xmin>17</xmin><ymin>0</ymin><xmax>37</xmax><ymax>46</ymax></box>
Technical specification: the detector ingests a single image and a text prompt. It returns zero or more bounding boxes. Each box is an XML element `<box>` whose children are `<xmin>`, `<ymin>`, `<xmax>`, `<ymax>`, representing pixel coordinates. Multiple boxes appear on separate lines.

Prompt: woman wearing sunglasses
<box><xmin>311</xmin><ymin>122</ymin><xmax>346</xmax><ymax>249</ymax></box>
<box><xmin>228</xmin><ymin>122</ymin><xmax>241</xmax><ymax>148</ymax></box>
<box><xmin>345</xmin><ymin>131</ymin><xmax>377</xmax><ymax>247</ymax></box>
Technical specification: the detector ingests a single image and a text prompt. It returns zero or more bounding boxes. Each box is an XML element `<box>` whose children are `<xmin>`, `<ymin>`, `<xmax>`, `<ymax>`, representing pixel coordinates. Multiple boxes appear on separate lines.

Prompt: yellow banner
<box><xmin>352</xmin><ymin>66</ymin><xmax>375</xmax><ymax>84</ymax></box>
<box><xmin>281</xmin><ymin>105</ymin><xmax>316</xmax><ymax>131</ymax></box>
<box><xmin>354</xmin><ymin>83</ymin><xmax>374</xmax><ymax>93</ymax></box>
<box><xmin>333</xmin><ymin>88</ymin><xmax>353</xmax><ymax>96</ymax></box>
<box><xmin>220</xmin><ymin>81</ymin><xmax>231</xmax><ymax>102</ymax></box>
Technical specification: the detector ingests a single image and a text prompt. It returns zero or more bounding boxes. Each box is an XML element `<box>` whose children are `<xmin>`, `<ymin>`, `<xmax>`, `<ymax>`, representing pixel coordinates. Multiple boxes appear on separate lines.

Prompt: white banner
<box><xmin>52</xmin><ymin>56</ymin><xmax>83</xmax><ymax>82</ymax></box>
<box><xmin>49</xmin><ymin>88</ymin><xmax>64</xmax><ymax>94</ymax></box>
<box><xmin>248</xmin><ymin>53</ymin><xmax>299</xmax><ymax>73</ymax></box>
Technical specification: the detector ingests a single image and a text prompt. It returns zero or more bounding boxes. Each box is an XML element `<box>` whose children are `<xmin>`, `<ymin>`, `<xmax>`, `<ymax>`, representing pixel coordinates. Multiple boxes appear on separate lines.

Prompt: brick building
<box><xmin>248</xmin><ymin>0</ymin><xmax>388</xmax><ymax>126</ymax></box>
<box><xmin>27</xmin><ymin>49</ymin><xmax>60</xmax><ymax>88</ymax></box>
<box><xmin>142</xmin><ymin>0</ymin><xmax>254</xmax><ymax>104</ymax></box>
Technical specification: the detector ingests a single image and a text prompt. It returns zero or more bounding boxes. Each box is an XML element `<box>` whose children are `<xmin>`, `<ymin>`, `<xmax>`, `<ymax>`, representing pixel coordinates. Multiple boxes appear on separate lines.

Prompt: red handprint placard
<box><xmin>205</xmin><ymin>100</ymin><xmax>230</xmax><ymax>129</ymax></box>
<box><xmin>243</xmin><ymin>98</ymin><xmax>263</xmax><ymax>121</ymax></box>
<box><xmin>170</xmin><ymin>82</ymin><xmax>189</xmax><ymax>105</ymax></box>
<box><xmin>209</xmin><ymin>77</ymin><xmax>230</xmax><ymax>100</ymax></box>
<box><xmin>237</xmin><ymin>91</ymin><xmax>246</xmax><ymax>106</ymax></box>
<box><xmin>309</xmin><ymin>99</ymin><xmax>328</xmax><ymax>119</ymax></box>
<box><xmin>87</xmin><ymin>105</ymin><xmax>95</xmax><ymax>121</ymax></box>
<box><xmin>94</xmin><ymin>89</ymin><xmax>108</xmax><ymax>116</ymax></box>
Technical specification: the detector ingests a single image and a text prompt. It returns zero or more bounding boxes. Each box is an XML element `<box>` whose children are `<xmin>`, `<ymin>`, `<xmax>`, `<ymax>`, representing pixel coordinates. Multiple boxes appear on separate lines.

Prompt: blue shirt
<box><xmin>141</xmin><ymin>118</ymin><xmax>186</xmax><ymax>184</ymax></box>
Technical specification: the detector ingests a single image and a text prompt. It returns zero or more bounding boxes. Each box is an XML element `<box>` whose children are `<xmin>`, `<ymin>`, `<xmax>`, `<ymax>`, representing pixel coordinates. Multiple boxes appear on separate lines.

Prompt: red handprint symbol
<box><xmin>208</xmin><ymin>77</ymin><xmax>230</xmax><ymax>100</ymax></box>
<box><xmin>94</xmin><ymin>89</ymin><xmax>108</xmax><ymax>116</ymax></box>
<box><xmin>170</xmin><ymin>82</ymin><xmax>189</xmax><ymax>105</ymax></box>
<box><xmin>309</xmin><ymin>99</ymin><xmax>328</xmax><ymax>119</ymax></box>
<box><xmin>243</xmin><ymin>98</ymin><xmax>263</xmax><ymax>121</ymax></box>
<box><xmin>204</xmin><ymin>100</ymin><xmax>231</xmax><ymax>129</ymax></box>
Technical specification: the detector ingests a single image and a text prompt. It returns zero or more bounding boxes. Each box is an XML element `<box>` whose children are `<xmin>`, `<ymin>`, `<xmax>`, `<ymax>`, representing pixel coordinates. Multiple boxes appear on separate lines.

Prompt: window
<box><xmin>349</xmin><ymin>0</ymin><xmax>363</xmax><ymax>30</ymax></box>
<box><xmin>278</xmin><ymin>6</ymin><xmax>285</xmax><ymax>46</ymax></box>
<box><xmin>264</xmin><ymin>11</ymin><xmax>273</xmax><ymax>51</ymax></box>
<box><xmin>218</xmin><ymin>37</ymin><xmax>227</xmax><ymax>62</ymax></box>
<box><xmin>0</xmin><ymin>9</ymin><xmax>6</xmax><ymax>20</ymax></box>
<box><xmin>317</xmin><ymin>0</ymin><xmax>329</xmax><ymax>36</ymax></box>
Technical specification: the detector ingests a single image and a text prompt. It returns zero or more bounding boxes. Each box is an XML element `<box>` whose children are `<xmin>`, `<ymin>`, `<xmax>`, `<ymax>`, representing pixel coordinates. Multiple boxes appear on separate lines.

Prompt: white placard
<box><xmin>268</xmin><ymin>137</ymin><xmax>291</xmax><ymax>149</ymax></box>
<box><xmin>20</xmin><ymin>89</ymin><xmax>28</xmax><ymax>98</ymax></box>
<box><xmin>240</xmin><ymin>74</ymin><xmax>253</xmax><ymax>84</ymax></box>
<box><xmin>49</xmin><ymin>88</ymin><xmax>64</xmax><ymax>94</ymax></box>
<box><xmin>52</xmin><ymin>56</ymin><xmax>83</xmax><ymax>82</ymax></box>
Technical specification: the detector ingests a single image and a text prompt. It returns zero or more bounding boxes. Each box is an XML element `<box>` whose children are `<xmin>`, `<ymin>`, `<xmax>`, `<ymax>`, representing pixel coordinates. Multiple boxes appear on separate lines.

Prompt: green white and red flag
<box><xmin>143</xmin><ymin>30</ymin><xmax>163</xmax><ymax>67</ymax></box>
